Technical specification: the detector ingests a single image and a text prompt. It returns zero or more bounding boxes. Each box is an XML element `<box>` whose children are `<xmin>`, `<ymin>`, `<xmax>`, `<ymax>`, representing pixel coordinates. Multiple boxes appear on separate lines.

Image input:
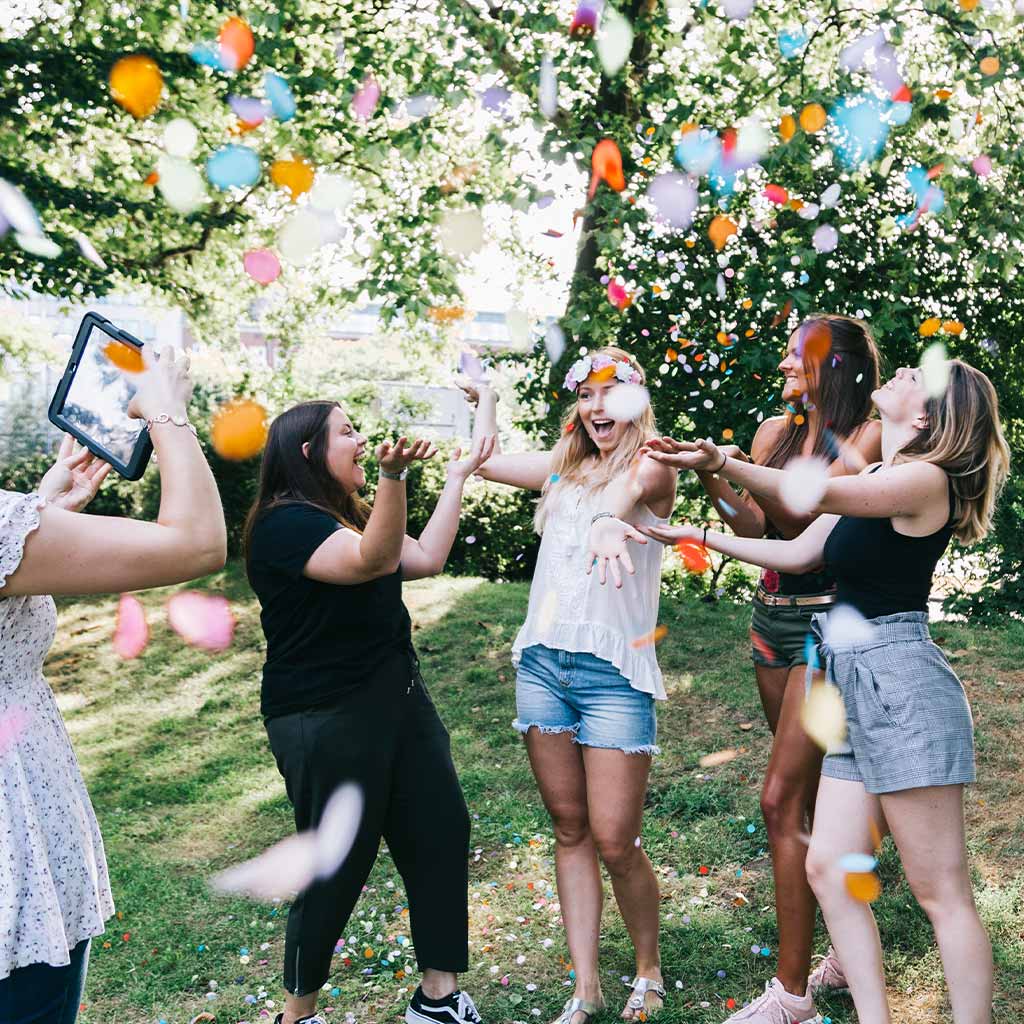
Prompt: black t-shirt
<box><xmin>247</xmin><ymin>503</ymin><xmax>413</xmax><ymax>718</ymax></box>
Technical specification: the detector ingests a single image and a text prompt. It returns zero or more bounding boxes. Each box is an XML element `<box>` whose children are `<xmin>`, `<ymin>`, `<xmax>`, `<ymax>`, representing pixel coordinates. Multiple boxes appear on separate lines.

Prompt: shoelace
<box><xmin>457</xmin><ymin>992</ymin><xmax>482</xmax><ymax>1024</ymax></box>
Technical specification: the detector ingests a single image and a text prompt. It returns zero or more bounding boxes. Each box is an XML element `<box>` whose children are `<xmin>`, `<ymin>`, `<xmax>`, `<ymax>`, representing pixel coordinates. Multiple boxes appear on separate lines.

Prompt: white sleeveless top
<box><xmin>512</xmin><ymin>481</ymin><xmax>668</xmax><ymax>700</ymax></box>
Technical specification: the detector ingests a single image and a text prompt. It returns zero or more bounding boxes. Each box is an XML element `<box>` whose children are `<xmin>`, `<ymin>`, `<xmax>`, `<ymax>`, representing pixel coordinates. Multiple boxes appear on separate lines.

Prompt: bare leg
<box><xmin>524</xmin><ymin>729</ymin><xmax>604</xmax><ymax>1017</ymax></box>
<box><xmin>805</xmin><ymin>776</ymin><xmax>892</xmax><ymax>1024</ymax></box>
<box><xmin>582</xmin><ymin>747</ymin><xmax>663</xmax><ymax>1019</ymax></box>
<box><xmin>882</xmin><ymin>785</ymin><xmax>992</xmax><ymax>1024</ymax></box>
<box><xmin>421</xmin><ymin>970</ymin><xmax>458</xmax><ymax>999</ymax></box>
<box><xmin>759</xmin><ymin>664</ymin><xmax>826</xmax><ymax>996</ymax></box>
<box><xmin>282</xmin><ymin>994</ymin><xmax>318</xmax><ymax>1024</ymax></box>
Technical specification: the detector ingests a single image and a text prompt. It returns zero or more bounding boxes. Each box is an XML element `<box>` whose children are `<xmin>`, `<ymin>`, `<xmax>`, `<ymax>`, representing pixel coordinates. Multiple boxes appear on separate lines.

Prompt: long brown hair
<box><xmin>761</xmin><ymin>314</ymin><xmax>882</xmax><ymax>469</ymax></box>
<box><xmin>534</xmin><ymin>345</ymin><xmax>657</xmax><ymax>532</ymax></box>
<box><xmin>242</xmin><ymin>400</ymin><xmax>370</xmax><ymax>567</ymax></box>
<box><xmin>896</xmin><ymin>359</ymin><xmax>1010</xmax><ymax>545</ymax></box>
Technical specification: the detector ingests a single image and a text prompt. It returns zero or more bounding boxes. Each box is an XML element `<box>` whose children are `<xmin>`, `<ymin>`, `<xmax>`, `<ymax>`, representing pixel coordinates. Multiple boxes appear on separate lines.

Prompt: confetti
<box><xmin>631</xmin><ymin>624</ymin><xmax>668</xmax><ymax>649</ymax></box>
<box><xmin>156</xmin><ymin>155</ymin><xmax>206</xmax><ymax>214</ymax></box>
<box><xmin>569</xmin><ymin>0</ymin><xmax>601</xmax><ymax>37</ymax></box>
<box><xmin>539</xmin><ymin>54</ymin><xmax>558</xmax><ymax>119</ymax></box>
<box><xmin>604</xmin><ymin>383</ymin><xmax>650</xmax><ymax>422</ymax></box>
<box><xmin>309</xmin><ymin>173</ymin><xmax>354</xmax><ymax>212</ymax></box>
<box><xmin>920</xmin><ymin>341</ymin><xmax>949</xmax><ymax>398</ymax></box>
<box><xmin>163</xmin><ymin>118</ymin><xmax>198</xmax><ymax>158</ymax></box>
<box><xmin>352</xmin><ymin>75</ymin><xmax>381</xmax><ymax>121</ymax></box>
<box><xmin>229</xmin><ymin>95</ymin><xmax>270</xmax><ymax>127</ymax></box>
<box><xmin>778</xmin><ymin>455</ymin><xmax>830</xmax><ymax>515</ymax></box>
<box><xmin>544</xmin><ymin>323</ymin><xmax>566</xmax><ymax>364</ymax></box>
<box><xmin>844</xmin><ymin>869</ymin><xmax>882</xmax><ymax>903</ymax></box>
<box><xmin>589</xmin><ymin>139</ymin><xmax>625</xmax><ymax>199</ymax></box>
<box><xmin>708</xmin><ymin>215</ymin><xmax>738</xmax><ymax>251</ymax></box>
<box><xmin>799</xmin><ymin>103</ymin><xmax>826</xmax><ymax>134</ymax></box>
<box><xmin>699</xmin><ymin>748</ymin><xmax>738</xmax><ymax>768</ymax></box>
<box><xmin>211</xmin><ymin>398</ymin><xmax>269</xmax><ymax>460</ymax></box>
<box><xmin>439</xmin><ymin>208</ymin><xmax>485</xmax><ymax>257</ymax></box>
<box><xmin>103</xmin><ymin>340</ymin><xmax>145</xmax><ymax>374</ymax></box>
<box><xmin>279</xmin><ymin>209</ymin><xmax>324</xmax><ymax>265</ymax></box>
<box><xmin>800</xmin><ymin>682</ymin><xmax>847</xmax><ymax>751</ymax></box>
<box><xmin>459</xmin><ymin>351</ymin><xmax>485</xmax><ymax>380</ymax></box>
<box><xmin>722</xmin><ymin>0</ymin><xmax>755</xmax><ymax>19</ymax></box>
<box><xmin>243</xmin><ymin>249</ymin><xmax>281</xmax><ymax>286</ymax></box>
<box><xmin>167</xmin><ymin>592</ymin><xmax>236</xmax><ymax>652</ymax></box>
<box><xmin>218</xmin><ymin>16</ymin><xmax>255</xmax><ymax>71</ymax></box>
<box><xmin>207</xmin><ymin>144</ymin><xmax>261</xmax><ymax>190</ymax></box>
<box><xmin>646</xmin><ymin>172</ymin><xmax>697</xmax><ymax>229</ymax></box>
<box><xmin>831</xmin><ymin>93</ymin><xmax>890</xmax><ymax>168</ymax></box>
<box><xmin>918</xmin><ymin>317</ymin><xmax>941</xmax><ymax>337</ymax></box>
<box><xmin>595</xmin><ymin>5</ymin><xmax>633</xmax><ymax>78</ymax></box>
<box><xmin>822</xmin><ymin>604</ymin><xmax>876</xmax><ymax>647</ymax></box>
<box><xmin>75</xmin><ymin>232</ymin><xmax>107</xmax><ymax>269</ymax></box>
<box><xmin>0</xmin><ymin>178</ymin><xmax>43</xmax><ymax>236</ymax></box>
<box><xmin>270</xmin><ymin>158</ymin><xmax>315</xmax><ymax>201</ymax></box>
<box><xmin>212</xmin><ymin>784</ymin><xmax>363</xmax><ymax>899</ymax></box>
<box><xmin>676</xmin><ymin>539</ymin><xmax>710</xmax><ymax>573</ymax></box>
<box><xmin>109</xmin><ymin>55</ymin><xmax>163</xmax><ymax>119</ymax></box>
<box><xmin>812</xmin><ymin>224</ymin><xmax>838</xmax><ymax>253</ymax></box>
<box><xmin>265</xmin><ymin>72</ymin><xmax>296</xmax><ymax>121</ymax></box>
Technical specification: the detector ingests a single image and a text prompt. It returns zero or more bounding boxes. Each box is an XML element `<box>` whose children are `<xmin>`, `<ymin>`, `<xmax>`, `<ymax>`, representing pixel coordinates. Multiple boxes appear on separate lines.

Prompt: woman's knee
<box><xmin>760</xmin><ymin>773</ymin><xmax>812</xmax><ymax>837</ymax></box>
<box><xmin>594</xmin><ymin>832</ymin><xmax>642</xmax><ymax>877</ymax></box>
<box><xmin>804</xmin><ymin>842</ymin><xmax>841</xmax><ymax>899</ymax></box>
<box><xmin>549</xmin><ymin>804</ymin><xmax>590</xmax><ymax>848</ymax></box>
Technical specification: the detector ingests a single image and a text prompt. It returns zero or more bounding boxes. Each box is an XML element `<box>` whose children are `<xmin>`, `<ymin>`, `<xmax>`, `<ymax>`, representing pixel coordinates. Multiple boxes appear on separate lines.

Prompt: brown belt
<box><xmin>755</xmin><ymin>586</ymin><xmax>837</xmax><ymax>608</ymax></box>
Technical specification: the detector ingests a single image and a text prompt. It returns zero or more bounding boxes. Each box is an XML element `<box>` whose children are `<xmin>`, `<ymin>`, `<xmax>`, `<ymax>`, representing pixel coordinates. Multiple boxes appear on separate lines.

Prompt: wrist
<box><xmin>379</xmin><ymin>467</ymin><xmax>408</xmax><ymax>481</ymax></box>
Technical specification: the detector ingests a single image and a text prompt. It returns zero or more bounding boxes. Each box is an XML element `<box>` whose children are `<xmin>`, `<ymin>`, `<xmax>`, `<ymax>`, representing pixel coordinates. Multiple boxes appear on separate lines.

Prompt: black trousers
<box><xmin>265</xmin><ymin>650</ymin><xmax>471</xmax><ymax>995</ymax></box>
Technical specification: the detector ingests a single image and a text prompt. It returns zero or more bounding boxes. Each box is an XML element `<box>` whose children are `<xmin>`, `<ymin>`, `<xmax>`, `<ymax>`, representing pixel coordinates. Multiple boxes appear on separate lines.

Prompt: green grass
<box><xmin>44</xmin><ymin>565</ymin><xmax>1023</xmax><ymax>1024</ymax></box>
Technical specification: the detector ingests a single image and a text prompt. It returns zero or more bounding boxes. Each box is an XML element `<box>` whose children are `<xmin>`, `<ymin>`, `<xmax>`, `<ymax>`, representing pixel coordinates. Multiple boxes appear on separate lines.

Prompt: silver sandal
<box><xmin>622</xmin><ymin>976</ymin><xmax>666</xmax><ymax>1020</ymax></box>
<box><xmin>553</xmin><ymin>997</ymin><xmax>605</xmax><ymax>1024</ymax></box>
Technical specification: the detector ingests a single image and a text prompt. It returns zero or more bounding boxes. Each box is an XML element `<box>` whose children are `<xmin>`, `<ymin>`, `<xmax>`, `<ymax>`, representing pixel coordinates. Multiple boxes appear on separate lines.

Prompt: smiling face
<box><xmin>778</xmin><ymin>330</ymin><xmax>810</xmax><ymax>402</ymax></box>
<box><xmin>872</xmin><ymin>366</ymin><xmax>929</xmax><ymax>428</ymax></box>
<box><xmin>575</xmin><ymin>376</ymin><xmax>633</xmax><ymax>456</ymax></box>
<box><xmin>305</xmin><ymin>406</ymin><xmax>367</xmax><ymax>493</ymax></box>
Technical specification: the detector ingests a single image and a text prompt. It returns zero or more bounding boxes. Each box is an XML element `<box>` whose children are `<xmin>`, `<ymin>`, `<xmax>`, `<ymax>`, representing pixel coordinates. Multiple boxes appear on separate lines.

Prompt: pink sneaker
<box><xmin>807</xmin><ymin>947</ymin><xmax>849</xmax><ymax>997</ymax></box>
<box><xmin>721</xmin><ymin>978</ymin><xmax>820</xmax><ymax>1023</ymax></box>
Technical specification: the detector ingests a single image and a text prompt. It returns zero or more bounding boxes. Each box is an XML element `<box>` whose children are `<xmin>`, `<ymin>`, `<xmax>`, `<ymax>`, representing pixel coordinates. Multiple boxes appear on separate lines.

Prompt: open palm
<box><xmin>38</xmin><ymin>434</ymin><xmax>112</xmax><ymax>512</ymax></box>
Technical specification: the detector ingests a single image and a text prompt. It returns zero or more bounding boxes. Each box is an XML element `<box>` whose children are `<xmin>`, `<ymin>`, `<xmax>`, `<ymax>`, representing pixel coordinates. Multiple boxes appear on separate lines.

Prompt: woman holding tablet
<box><xmin>244</xmin><ymin>401</ymin><xmax>495</xmax><ymax>1024</ymax></box>
<box><xmin>0</xmin><ymin>345</ymin><xmax>226</xmax><ymax>1022</ymax></box>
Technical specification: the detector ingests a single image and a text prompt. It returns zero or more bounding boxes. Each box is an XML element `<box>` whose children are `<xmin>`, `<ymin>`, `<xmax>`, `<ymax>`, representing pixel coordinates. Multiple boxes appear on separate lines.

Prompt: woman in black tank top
<box><xmin>643</xmin><ymin>360</ymin><xmax>1010</xmax><ymax>1024</ymax></box>
<box><xmin>657</xmin><ymin>316</ymin><xmax>882</xmax><ymax>1019</ymax></box>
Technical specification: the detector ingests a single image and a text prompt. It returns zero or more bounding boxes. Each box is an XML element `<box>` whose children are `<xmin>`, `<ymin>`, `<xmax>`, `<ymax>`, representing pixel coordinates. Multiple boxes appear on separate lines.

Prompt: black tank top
<box><xmin>822</xmin><ymin>467</ymin><xmax>954</xmax><ymax>619</ymax></box>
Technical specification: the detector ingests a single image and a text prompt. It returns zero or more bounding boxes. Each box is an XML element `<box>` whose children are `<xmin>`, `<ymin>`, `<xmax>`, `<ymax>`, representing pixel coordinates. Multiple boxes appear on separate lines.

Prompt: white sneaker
<box><xmin>721</xmin><ymin>978</ymin><xmax>820</xmax><ymax>1023</ymax></box>
<box><xmin>808</xmin><ymin>947</ymin><xmax>849</xmax><ymax>996</ymax></box>
<box><xmin>406</xmin><ymin>987</ymin><xmax>483</xmax><ymax>1024</ymax></box>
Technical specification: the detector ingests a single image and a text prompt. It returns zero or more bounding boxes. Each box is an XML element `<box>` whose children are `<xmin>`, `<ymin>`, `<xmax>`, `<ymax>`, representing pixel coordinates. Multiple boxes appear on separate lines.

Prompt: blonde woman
<box><xmin>641</xmin><ymin>360</ymin><xmax>1009</xmax><ymax>1024</ymax></box>
<box><xmin>460</xmin><ymin>348</ymin><xmax>676</xmax><ymax>1024</ymax></box>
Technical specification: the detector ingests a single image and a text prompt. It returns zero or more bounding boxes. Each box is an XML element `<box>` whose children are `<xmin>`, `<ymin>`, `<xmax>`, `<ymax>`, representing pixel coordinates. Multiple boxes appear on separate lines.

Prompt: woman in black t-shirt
<box><xmin>244</xmin><ymin>400</ymin><xmax>495</xmax><ymax>1024</ymax></box>
<box><xmin>641</xmin><ymin>360</ymin><xmax>1009</xmax><ymax>1024</ymax></box>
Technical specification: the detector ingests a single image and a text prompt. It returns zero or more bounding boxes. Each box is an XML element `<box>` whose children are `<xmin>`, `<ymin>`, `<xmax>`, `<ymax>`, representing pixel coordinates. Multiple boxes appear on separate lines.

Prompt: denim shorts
<box><xmin>513</xmin><ymin>644</ymin><xmax>658</xmax><ymax>755</ymax></box>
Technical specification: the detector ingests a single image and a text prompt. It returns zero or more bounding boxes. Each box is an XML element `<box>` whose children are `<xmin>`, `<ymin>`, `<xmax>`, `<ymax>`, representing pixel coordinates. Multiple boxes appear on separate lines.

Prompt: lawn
<box><xmin>45</xmin><ymin>564</ymin><xmax>1023</xmax><ymax>1024</ymax></box>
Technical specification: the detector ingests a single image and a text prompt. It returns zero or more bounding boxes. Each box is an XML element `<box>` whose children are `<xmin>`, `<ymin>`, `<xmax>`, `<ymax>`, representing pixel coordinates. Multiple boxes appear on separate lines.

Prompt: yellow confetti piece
<box><xmin>845</xmin><ymin>871</ymin><xmax>882</xmax><ymax>903</ymax></box>
<box><xmin>110</xmin><ymin>55</ymin><xmax>163</xmax><ymax>119</ymax></box>
<box><xmin>799</xmin><ymin>103</ymin><xmax>827</xmax><ymax>134</ymax></box>
<box><xmin>779</xmin><ymin>114</ymin><xmax>796</xmax><ymax>141</ymax></box>
<box><xmin>918</xmin><ymin>317</ymin><xmax>941</xmax><ymax>337</ymax></box>
<box><xmin>800</xmin><ymin>682</ymin><xmax>847</xmax><ymax>751</ymax></box>
<box><xmin>708</xmin><ymin>214</ymin><xmax>738</xmax><ymax>251</ymax></box>
<box><xmin>631</xmin><ymin>624</ymin><xmax>668</xmax><ymax>649</ymax></box>
<box><xmin>211</xmin><ymin>398</ymin><xmax>269</xmax><ymax>461</ymax></box>
<box><xmin>941</xmin><ymin>320</ymin><xmax>964</xmax><ymax>336</ymax></box>
<box><xmin>980</xmin><ymin>56</ymin><xmax>999</xmax><ymax>76</ymax></box>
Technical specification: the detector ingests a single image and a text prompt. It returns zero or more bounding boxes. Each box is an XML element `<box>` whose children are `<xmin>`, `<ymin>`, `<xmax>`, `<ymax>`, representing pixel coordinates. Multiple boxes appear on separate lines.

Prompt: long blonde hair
<box><xmin>896</xmin><ymin>359</ymin><xmax>1010</xmax><ymax>545</ymax></box>
<box><xmin>534</xmin><ymin>346</ymin><xmax>657</xmax><ymax>533</ymax></box>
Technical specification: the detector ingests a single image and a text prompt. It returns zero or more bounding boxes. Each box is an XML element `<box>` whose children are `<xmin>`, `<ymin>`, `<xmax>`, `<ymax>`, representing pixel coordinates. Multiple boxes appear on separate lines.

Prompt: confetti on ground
<box><xmin>699</xmin><ymin>748</ymin><xmax>738</xmax><ymax>768</ymax></box>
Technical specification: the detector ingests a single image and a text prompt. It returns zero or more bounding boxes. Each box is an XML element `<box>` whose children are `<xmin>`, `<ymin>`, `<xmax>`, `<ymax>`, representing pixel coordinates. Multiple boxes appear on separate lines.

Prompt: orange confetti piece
<box><xmin>935</xmin><ymin>88</ymin><xmax>953</xmax><ymax>101</ymax></box>
<box><xmin>109</xmin><ymin>55</ymin><xmax>163</xmax><ymax>119</ymax></box>
<box><xmin>218</xmin><ymin>16</ymin><xmax>255</xmax><ymax>71</ymax></box>
<box><xmin>801</xmin><ymin>319</ymin><xmax>832</xmax><ymax>370</ymax></box>
<box><xmin>708</xmin><ymin>214</ymin><xmax>738</xmax><ymax>251</ymax></box>
<box><xmin>270</xmin><ymin>158</ymin><xmax>315</xmax><ymax>201</ymax></box>
<box><xmin>102</xmin><ymin>341</ymin><xmax>145</xmax><ymax>373</ymax></box>
<box><xmin>750</xmin><ymin>628</ymin><xmax>778</xmax><ymax>663</ymax></box>
<box><xmin>665</xmin><ymin>348</ymin><xmax>678</xmax><ymax>362</ymax></box>
<box><xmin>589</xmin><ymin>364</ymin><xmax>618</xmax><ymax>384</ymax></box>
<box><xmin>919</xmin><ymin>317</ymin><xmax>941</xmax><ymax>337</ymax></box>
<box><xmin>741</xmin><ymin>298</ymin><xmax>753</xmax><ymax>309</ymax></box>
<box><xmin>980</xmin><ymin>56</ymin><xmax>999</xmax><ymax>76</ymax></box>
<box><xmin>779</xmin><ymin>114</ymin><xmax>796</xmax><ymax>141</ymax></box>
<box><xmin>869</xmin><ymin>817</ymin><xmax>884</xmax><ymax>852</ymax></box>
<box><xmin>845</xmin><ymin>871</ymin><xmax>882</xmax><ymax>903</ymax></box>
<box><xmin>799</xmin><ymin>103</ymin><xmax>827</xmax><ymax>134</ymax></box>
<box><xmin>771</xmin><ymin>299</ymin><xmax>793</xmax><ymax>327</ymax></box>
<box><xmin>942</xmin><ymin>320</ymin><xmax>964</xmax><ymax>335</ymax></box>
<box><xmin>589</xmin><ymin>139</ymin><xmax>625</xmax><ymax>199</ymax></box>
<box><xmin>676</xmin><ymin>539</ymin><xmax>710</xmax><ymax>573</ymax></box>
<box><xmin>211</xmin><ymin>398</ymin><xmax>268</xmax><ymax>461</ymax></box>
<box><xmin>722</xmin><ymin>428</ymin><xmax>734</xmax><ymax>440</ymax></box>
<box><xmin>144</xmin><ymin>170</ymin><xmax>159</xmax><ymax>186</ymax></box>
<box><xmin>699</xmin><ymin>748</ymin><xmax>738</xmax><ymax>768</ymax></box>
<box><xmin>631</xmin><ymin>624</ymin><xmax>668</xmax><ymax>649</ymax></box>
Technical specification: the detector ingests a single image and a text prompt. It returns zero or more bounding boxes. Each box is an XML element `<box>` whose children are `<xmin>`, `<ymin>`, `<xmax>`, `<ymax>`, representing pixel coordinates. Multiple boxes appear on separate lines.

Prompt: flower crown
<box><xmin>563</xmin><ymin>353</ymin><xmax>642</xmax><ymax>392</ymax></box>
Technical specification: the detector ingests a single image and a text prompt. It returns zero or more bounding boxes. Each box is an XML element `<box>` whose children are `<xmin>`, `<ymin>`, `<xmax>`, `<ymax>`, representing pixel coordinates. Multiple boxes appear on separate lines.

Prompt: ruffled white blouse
<box><xmin>0</xmin><ymin>490</ymin><xmax>114</xmax><ymax>978</ymax></box>
<box><xmin>512</xmin><ymin>481</ymin><xmax>668</xmax><ymax>699</ymax></box>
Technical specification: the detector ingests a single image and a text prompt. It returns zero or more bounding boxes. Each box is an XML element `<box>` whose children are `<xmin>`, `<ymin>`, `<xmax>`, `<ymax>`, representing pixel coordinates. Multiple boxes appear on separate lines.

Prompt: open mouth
<box><xmin>591</xmin><ymin>419</ymin><xmax>615</xmax><ymax>440</ymax></box>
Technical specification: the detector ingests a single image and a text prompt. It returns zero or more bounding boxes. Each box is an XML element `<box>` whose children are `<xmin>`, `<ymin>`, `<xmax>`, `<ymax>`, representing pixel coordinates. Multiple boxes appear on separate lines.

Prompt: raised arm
<box><xmin>3</xmin><ymin>346</ymin><xmax>228</xmax><ymax>598</ymax></box>
<box><xmin>303</xmin><ymin>438</ymin><xmax>436</xmax><ymax>586</ymax></box>
<box><xmin>457</xmin><ymin>379</ymin><xmax>552</xmax><ymax>491</ymax></box>
<box><xmin>640</xmin><ymin>512</ymin><xmax>841</xmax><ymax>575</ymax></box>
<box><xmin>400</xmin><ymin>434</ymin><xmax>496</xmax><ymax>581</ymax></box>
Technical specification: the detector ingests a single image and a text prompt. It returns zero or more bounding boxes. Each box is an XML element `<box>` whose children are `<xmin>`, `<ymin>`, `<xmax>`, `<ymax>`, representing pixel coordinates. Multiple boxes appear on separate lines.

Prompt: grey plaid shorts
<box><xmin>811</xmin><ymin>611</ymin><xmax>975</xmax><ymax>795</ymax></box>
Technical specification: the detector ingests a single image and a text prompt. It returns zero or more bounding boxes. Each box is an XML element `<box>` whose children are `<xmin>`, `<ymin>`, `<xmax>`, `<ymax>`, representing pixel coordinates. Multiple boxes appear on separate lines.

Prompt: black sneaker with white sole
<box><xmin>406</xmin><ymin>986</ymin><xmax>483</xmax><ymax>1024</ymax></box>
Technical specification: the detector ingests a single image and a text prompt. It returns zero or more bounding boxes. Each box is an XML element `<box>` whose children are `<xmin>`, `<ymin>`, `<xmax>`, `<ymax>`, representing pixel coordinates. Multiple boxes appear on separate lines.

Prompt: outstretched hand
<box><xmin>376</xmin><ymin>437</ymin><xmax>437</xmax><ymax>474</ymax></box>
<box><xmin>38</xmin><ymin>433</ymin><xmax>112</xmax><ymax>513</ymax></box>
<box><xmin>586</xmin><ymin>515</ymin><xmax>648</xmax><ymax>589</ymax></box>
<box><xmin>447</xmin><ymin>434</ymin><xmax>497</xmax><ymax>484</ymax></box>
<box><xmin>637</xmin><ymin>521</ymin><xmax>704</xmax><ymax>546</ymax></box>
<box><xmin>640</xmin><ymin>436</ymin><xmax>734</xmax><ymax>473</ymax></box>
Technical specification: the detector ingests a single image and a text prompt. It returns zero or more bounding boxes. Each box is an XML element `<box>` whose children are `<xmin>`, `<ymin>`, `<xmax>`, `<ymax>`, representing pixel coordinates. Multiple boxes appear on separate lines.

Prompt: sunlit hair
<box><xmin>761</xmin><ymin>313</ymin><xmax>882</xmax><ymax>469</ymax></box>
<box><xmin>242</xmin><ymin>400</ymin><xmax>370</xmax><ymax>569</ymax></box>
<box><xmin>895</xmin><ymin>359</ymin><xmax>1010</xmax><ymax>545</ymax></box>
<box><xmin>534</xmin><ymin>346</ymin><xmax>657</xmax><ymax>533</ymax></box>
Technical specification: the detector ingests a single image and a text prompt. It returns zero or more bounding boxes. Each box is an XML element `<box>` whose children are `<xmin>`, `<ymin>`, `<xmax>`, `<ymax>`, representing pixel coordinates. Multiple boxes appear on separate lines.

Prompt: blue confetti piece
<box><xmin>804</xmin><ymin>632</ymin><xmax>820</xmax><ymax>670</ymax></box>
<box><xmin>831</xmin><ymin>93</ymin><xmax>890</xmax><ymax>168</ymax></box>
<box><xmin>550</xmin><ymin>473</ymin><xmax>560</xmax><ymax>483</ymax></box>
<box><xmin>778</xmin><ymin>27</ymin><xmax>808</xmax><ymax>58</ymax></box>
<box><xmin>206</xmin><ymin>144</ymin><xmax>261</xmax><ymax>190</ymax></box>
<box><xmin>265</xmin><ymin>71</ymin><xmax>296</xmax><ymax>121</ymax></box>
<box><xmin>887</xmin><ymin>100</ymin><xmax>913</xmax><ymax>126</ymax></box>
<box><xmin>746</xmin><ymin>823</ymin><xmax>756</xmax><ymax>833</ymax></box>
<box><xmin>761</xmin><ymin>946</ymin><xmax>771</xmax><ymax>957</ymax></box>
<box><xmin>190</xmin><ymin>41</ymin><xmax>227</xmax><ymax>70</ymax></box>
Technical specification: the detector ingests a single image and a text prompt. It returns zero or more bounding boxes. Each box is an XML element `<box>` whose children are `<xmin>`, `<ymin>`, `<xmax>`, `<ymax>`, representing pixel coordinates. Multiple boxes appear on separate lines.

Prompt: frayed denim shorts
<box><xmin>513</xmin><ymin>644</ymin><xmax>659</xmax><ymax>755</ymax></box>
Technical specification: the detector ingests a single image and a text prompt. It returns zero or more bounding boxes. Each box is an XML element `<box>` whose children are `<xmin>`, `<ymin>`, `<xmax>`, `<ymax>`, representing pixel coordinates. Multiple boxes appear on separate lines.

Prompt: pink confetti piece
<box><xmin>113</xmin><ymin>593</ymin><xmax>149</xmax><ymax>659</ymax></box>
<box><xmin>243</xmin><ymin>248</ymin><xmax>281</xmax><ymax>285</ymax></box>
<box><xmin>0</xmin><ymin>707</ymin><xmax>28</xmax><ymax>755</ymax></box>
<box><xmin>352</xmin><ymin>75</ymin><xmax>381</xmax><ymax>121</ymax></box>
<box><xmin>167</xmin><ymin>591</ymin><xmax>236</xmax><ymax>652</ymax></box>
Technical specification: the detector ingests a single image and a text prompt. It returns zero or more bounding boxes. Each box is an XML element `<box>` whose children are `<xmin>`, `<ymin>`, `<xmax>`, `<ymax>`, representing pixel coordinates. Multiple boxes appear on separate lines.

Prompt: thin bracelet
<box><xmin>379</xmin><ymin>468</ymin><xmax>407</xmax><ymax>481</ymax></box>
<box><xmin>712</xmin><ymin>448</ymin><xmax>728</xmax><ymax>473</ymax></box>
<box><xmin>591</xmin><ymin>512</ymin><xmax>615</xmax><ymax>526</ymax></box>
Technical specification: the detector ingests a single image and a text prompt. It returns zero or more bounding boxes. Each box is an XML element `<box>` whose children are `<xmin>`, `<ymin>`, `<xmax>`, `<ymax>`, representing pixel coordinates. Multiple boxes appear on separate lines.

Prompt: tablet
<box><xmin>47</xmin><ymin>312</ymin><xmax>154</xmax><ymax>480</ymax></box>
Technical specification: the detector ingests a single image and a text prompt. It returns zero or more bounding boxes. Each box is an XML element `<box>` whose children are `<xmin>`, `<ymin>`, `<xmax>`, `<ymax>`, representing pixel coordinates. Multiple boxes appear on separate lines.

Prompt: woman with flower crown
<box><xmin>459</xmin><ymin>347</ymin><xmax>677</xmax><ymax>1024</ymax></box>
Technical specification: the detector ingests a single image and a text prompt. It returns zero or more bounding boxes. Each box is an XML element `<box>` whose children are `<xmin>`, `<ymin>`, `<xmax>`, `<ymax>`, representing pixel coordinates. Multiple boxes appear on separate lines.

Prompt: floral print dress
<box><xmin>0</xmin><ymin>490</ymin><xmax>114</xmax><ymax>979</ymax></box>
